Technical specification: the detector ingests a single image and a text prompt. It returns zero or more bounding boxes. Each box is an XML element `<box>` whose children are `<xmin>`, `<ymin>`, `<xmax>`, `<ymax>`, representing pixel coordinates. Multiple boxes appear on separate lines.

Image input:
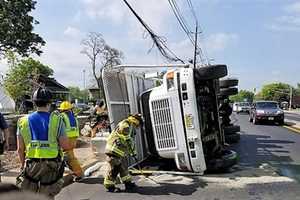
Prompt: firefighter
<box><xmin>58</xmin><ymin>101</ymin><xmax>83</xmax><ymax>180</ymax></box>
<box><xmin>219</xmin><ymin>98</ymin><xmax>233</xmax><ymax>126</ymax></box>
<box><xmin>104</xmin><ymin>114</ymin><xmax>143</xmax><ymax>192</ymax></box>
<box><xmin>16</xmin><ymin>87</ymin><xmax>71</xmax><ymax>198</ymax></box>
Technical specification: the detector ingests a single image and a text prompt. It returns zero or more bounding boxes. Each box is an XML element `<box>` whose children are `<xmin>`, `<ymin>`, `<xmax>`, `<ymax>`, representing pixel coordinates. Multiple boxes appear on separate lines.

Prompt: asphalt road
<box><xmin>56</xmin><ymin>114</ymin><xmax>300</xmax><ymax>200</ymax></box>
<box><xmin>232</xmin><ymin>113</ymin><xmax>300</xmax><ymax>181</ymax></box>
<box><xmin>285</xmin><ymin>112</ymin><xmax>300</xmax><ymax>122</ymax></box>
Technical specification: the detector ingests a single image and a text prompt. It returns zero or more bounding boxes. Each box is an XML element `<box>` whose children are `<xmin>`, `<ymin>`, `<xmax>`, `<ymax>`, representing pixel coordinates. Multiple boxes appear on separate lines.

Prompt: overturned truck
<box><xmin>102</xmin><ymin>64</ymin><xmax>237</xmax><ymax>174</ymax></box>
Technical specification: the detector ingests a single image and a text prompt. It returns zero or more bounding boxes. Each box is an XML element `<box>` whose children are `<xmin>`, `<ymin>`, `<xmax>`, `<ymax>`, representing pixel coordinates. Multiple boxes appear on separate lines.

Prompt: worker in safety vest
<box><xmin>58</xmin><ymin>101</ymin><xmax>83</xmax><ymax>180</ymax></box>
<box><xmin>91</xmin><ymin>99</ymin><xmax>108</xmax><ymax>137</ymax></box>
<box><xmin>104</xmin><ymin>114</ymin><xmax>143</xmax><ymax>192</ymax></box>
<box><xmin>16</xmin><ymin>87</ymin><xmax>71</xmax><ymax>198</ymax></box>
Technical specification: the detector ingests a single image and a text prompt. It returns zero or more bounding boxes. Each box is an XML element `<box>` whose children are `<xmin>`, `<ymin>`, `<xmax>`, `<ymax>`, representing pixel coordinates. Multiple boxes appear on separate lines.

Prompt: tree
<box><xmin>4</xmin><ymin>57</ymin><xmax>53</xmax><ymax>101</ymax></box>
<box><xmin>260</xmin><ymin>82</ymin><xmax>291</xmax><ymax>102</ymax></box>
<box><xmin>68</xmin><ymin>86</ymin><xmax>89</xmax><ymax>102</ymax></box>
<box><xmin>81</xmin><ymin>32</ymin><xmax>123</xmax><ymax>97</ymax></box>
<box><xmin>295</xmin><ymin>83</ymin><xmax>300</xmax><ymax>96</ymax></box>
<box><xmin>0</xmin><ymin>0</ymin><xmax>45</xmax><ymax>57</ymax></box>
<box><xmin>230</xmin><ymin>90</ymin><xmax>255</xmax><ymax>103</ymax></box>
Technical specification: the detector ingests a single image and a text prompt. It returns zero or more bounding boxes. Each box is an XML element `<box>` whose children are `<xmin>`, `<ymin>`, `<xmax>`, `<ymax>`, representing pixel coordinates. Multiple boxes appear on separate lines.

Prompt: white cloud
<box><xmin>63</xmin><ymin>26</ymin><xmax>84</xmax><ymax>38</ymax></box>
<box><xmin>270</xmin><ymin>1</ymin><xmax>300</xmax><ymax>32</ymax></box>
<box><xmin>38</xmin><ymin>40</ymin><xmax>89</xmax><ymax>88</ymax></box>
<box><xmin>80</xmin><ymin>0</ymin><xmax>174</xmax><ymax>33</ymax></box>
<box><xmin>285</xmin><ymin>1</ymin><xmax>300</xmax><ymax>14</ymax></box>
<box><xmin>204</xmin><ymin>33</ymin><xmax>239</xmax><ymax>54</ymax></box>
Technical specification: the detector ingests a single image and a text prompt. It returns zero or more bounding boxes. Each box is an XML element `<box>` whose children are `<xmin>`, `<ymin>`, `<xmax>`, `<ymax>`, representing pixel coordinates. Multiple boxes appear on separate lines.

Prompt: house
<box><xmin>36</xmin><ymin>74</ymin><xmax>70</xmax><ymax>101</ymax></box>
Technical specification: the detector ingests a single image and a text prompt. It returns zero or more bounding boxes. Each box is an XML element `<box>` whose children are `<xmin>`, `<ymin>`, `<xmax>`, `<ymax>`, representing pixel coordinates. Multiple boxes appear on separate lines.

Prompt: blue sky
<box><xmin>0</xmin><ymin>0</ymin><xmax>299</xmax><ymax>92</ymax></box>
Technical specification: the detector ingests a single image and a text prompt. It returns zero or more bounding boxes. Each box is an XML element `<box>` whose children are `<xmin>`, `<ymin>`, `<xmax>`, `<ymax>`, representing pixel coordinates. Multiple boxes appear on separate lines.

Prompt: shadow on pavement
<box><xmin>129</xmin><ymin>177</ymin><xmax>205</xmax><ymax>196</ymax></box>
<box><xmin>231</xmin><ymin>133</ymin><xmax>300</xmax><ymax>182</ymax></box>
<box><xmin>231</xmin><ymin>134</ymin><xmax>295</xmax><ymax>167</ymax></box>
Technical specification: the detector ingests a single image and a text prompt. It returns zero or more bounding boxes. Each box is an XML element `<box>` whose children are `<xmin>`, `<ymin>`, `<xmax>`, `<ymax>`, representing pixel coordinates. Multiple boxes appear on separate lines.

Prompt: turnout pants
<box><xmin>104</xmin><ymin>155</ymin><xmax>132</xmax><ymax>189</ymax></box>
<box><xmin>65</xmin><ymin>138</ymin><xmax>83</xmax><ymax>177</ymax></box>
<box><xmin>17</xmin><ymin>159</ymin><xmax>64</xmax><ymax>197</ymax></box>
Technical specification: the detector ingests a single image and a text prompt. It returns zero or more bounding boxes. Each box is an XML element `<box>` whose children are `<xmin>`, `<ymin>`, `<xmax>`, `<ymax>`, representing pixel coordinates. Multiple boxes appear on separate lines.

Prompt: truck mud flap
<box><xmin>206</xmin><ymin>150</ymin><xmax>238</xmax><ymax>172</ymax></box>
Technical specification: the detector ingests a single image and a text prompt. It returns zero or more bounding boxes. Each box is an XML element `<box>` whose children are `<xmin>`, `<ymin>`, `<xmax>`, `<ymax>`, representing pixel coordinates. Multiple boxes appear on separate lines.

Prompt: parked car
<box><xmin>237</xmin><ymin>102</ymin><xmax>251</xmax><ymax>114</ymax></box>
<box><xmin>249</xmin><ymin>101</ymin><xmax>284</xmax><ymax>125</ymax></box>
<box><xmin>232</xmin><ymin>102</ymin><xmax>240</xmax><ymax>112</ymax></box>
<box><xmin>74</xmin><ymin>103</ymin><xmax>90</xmax><ymax>111</ymax></box>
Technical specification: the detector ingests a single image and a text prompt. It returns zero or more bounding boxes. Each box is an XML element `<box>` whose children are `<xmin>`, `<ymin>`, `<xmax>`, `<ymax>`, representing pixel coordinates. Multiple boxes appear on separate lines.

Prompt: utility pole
<box><xmin>289</xmin><ymin>86</ymin><xmax>293</xmax><ymax>110</ymax></box>
<box><xmin>83</xmin><ymin>69</ymin><xmax>86</xmax><ymax>102</ymax></box>
<box><xmin>193</xmin><ymin>24</ymin><xmax>198</xmax><ymax>69</ymax></box>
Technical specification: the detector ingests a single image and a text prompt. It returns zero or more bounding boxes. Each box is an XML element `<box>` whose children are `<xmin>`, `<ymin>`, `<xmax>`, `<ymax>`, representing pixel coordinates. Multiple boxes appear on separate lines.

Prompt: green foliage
<box><xmin>0</xmin><ymin>0</ymin><xmax>45</xmax><ymax>56</ymax></box>
<box><xmin>260</xmin><ymin>82</ymin><xmax>291</xmax><ymax>102</ymax></box>
<box><xmin>230</xmin><ymin>90</ymin><xmax>254</xmax><ymax>103</ymax></box>
<box><xmin>295</xmin><ymin>83</ymin><xmax>300</xmax><ymax>96</ymax></box>
<box><xmin>4</xmin><ymin>57</ymin><xmax>53</xmax><ymax>101</ymax></box>
<box><xmin>68</xmin><ymin>86</ymin><xmax>89</xmax><ymax>102</ymax></box>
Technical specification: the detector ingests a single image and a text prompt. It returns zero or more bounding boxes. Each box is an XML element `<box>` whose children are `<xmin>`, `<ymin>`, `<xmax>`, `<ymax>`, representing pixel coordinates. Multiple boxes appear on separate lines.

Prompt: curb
<box><xmin>63</xmin><ymin>159</ymin><xmax>100</xmax><ymax>187</ymax></box>
<box><xmin>283</xmin><ymin>120</ymin><xmax>300</xmax><ymax>134</ymax></box>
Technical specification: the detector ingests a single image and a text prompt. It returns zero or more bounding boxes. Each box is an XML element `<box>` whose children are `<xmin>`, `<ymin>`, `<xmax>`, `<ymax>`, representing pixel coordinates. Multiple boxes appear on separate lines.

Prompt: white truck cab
<box><xmin>149</xmin><ymin>68</ymin><xmax>206</xmax><ymax>173</ymax></box>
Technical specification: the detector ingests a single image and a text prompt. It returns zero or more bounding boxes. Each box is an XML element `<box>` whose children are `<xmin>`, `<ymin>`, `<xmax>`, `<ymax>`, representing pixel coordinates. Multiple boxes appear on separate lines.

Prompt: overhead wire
<box><xmin>168</xmin><ymin>0</ymin><xmax>209</xmax><ymax>65</ymax></box>
<box><xmin>122</xmin><ymin>0</ymin><xmax>184</xmax><ymax>64</ymax></box>
<box><xmin>186</xmin><ymin>0</ymin><xmax>211</xmax><ymax>65</ymax></box>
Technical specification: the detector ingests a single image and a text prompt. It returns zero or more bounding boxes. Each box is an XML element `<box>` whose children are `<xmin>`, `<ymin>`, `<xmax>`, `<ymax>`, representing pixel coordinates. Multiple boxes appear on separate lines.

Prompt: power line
<box><xmin>122</xmin><ymin>0</ymin><xmax>184</xmax><ymax>63</ymax></box>
<box><xmin>168</xmin><ymin>0</ymin><xmax>209</xmax><ymax>65</ymax></box>
<box><xmin>187</xmin><ymin>0</ymin><xmax>198</xmax><ymax>24</ymax></box>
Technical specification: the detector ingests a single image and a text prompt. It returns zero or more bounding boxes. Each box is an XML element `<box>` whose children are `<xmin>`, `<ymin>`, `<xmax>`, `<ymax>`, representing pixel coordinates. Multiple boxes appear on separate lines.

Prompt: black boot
<box><xmin>124</xmin><ymin>182</ymin><xmax>137</xmax><ymax>192</ymax></box>
<box><xmin>106</xmin><ymin>185</ymin><xmax>116</xmax><ymax>192</ymax></box>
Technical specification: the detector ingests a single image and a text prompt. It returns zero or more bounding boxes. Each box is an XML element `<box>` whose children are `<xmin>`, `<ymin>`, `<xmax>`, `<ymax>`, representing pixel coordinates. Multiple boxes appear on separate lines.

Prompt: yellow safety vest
<box><xmin>18</xmin><ymin>112</ymin><xmax>62</xmax><ymax>159</ymax></box>
<box><xmin>105</xmin><ymin>120</ymin><xmax>136</xmax><ymax>158</ymax></box>
<box><xmin>61</xmin><ymin>112</ymin><xmax>79</xmax><ymax>138</ymax></box>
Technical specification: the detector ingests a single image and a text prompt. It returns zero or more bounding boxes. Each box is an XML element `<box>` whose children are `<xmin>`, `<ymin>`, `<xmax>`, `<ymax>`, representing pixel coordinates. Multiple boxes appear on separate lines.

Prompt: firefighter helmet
<box><xmin>58</xmin><ymin>101</ymin><xmax>73</xmax><ymax>111</ymax></box>
<box><xmin>32</xmin><ymin>87</ymin><xmax>52</xmax><ymax>104</ymax></box>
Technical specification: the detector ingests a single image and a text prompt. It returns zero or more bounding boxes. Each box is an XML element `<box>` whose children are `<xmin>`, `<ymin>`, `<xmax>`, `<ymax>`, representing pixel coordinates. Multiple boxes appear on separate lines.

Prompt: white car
<box><xmin>233</xmin><ymin>102</ymin><xmax>240</xmax><ymax>112</ymax></box>
<box><xmin>237</xmin><ymin>102</ymin><xmax>251</xmax><ymax>113</ymax></box>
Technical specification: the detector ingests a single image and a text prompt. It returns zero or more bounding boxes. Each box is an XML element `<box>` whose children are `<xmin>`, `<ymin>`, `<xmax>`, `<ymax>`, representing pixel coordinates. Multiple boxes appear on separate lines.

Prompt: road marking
<box><xmin>283</xmin><ymin>125</ymin><xmax>300</xmax><ymax>134</ymax></box>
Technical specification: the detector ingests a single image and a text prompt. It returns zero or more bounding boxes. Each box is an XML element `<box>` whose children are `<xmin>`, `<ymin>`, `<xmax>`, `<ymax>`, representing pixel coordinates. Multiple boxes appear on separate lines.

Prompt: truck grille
<box><xmin>151</xmin><ymin>99</ymin><xmax>177</xmax><ymax>150</ymax></box>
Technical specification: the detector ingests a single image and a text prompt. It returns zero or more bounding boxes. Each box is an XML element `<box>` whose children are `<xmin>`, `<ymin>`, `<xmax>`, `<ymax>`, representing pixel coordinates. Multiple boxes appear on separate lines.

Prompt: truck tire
<box><xmin>219</xmin><ymin>87</ymin><xmax>238</xmax><ymax>96</ymax></box>
<box><xmin>219</xmin><ymin>79</ymin><xmax>239</xmax><ymax>88</ymax></box>
<box><xmin>223</xmin><ymin>125</ymin><xmax>240</xmax><ymax>134</ymax></box>
<box><xmin>206</xmin><ymin>150</ymin><xmax>238</xmax><ymax>172</ymax></box>
<box><xmin>218</xmin><ymin>95</ymin><xmax>229</xmax><ymax>101</ymax></box>
<box><xmin>225</xmin><ymin>133</ymin><xmax>240</xmax><ymax>144</ymax></box>
<box><xmin>195</xmin><ymin>65</ymin><xmax>227</xmax><ymax>80</ymax></box>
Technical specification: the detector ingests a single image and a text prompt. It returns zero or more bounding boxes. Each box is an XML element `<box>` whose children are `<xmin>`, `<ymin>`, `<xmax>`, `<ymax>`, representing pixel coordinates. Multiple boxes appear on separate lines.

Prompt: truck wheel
<box><xmin>219</xmin><ymin>87</ymin><xmax>238</xmax><ymax>96</ymax></box>
<box><xmin>195</xmin><ymin>65</ymin><xmax>227</xmax><ymax>80</ymax></box>
<box><xmin>223</xmin><ymin>125</ymin><xmax>240</xmax><ymax>134</ymax></box>
<box><xmin>206</xmin><ymin>150</ymin><xmax>238</xmax><ymax>172</ymax></box>
<box><xmin>225</xmin><ymin>133</ymin><xmax>240</xmax><ymax>144</ymax></box>
<box><xmin>219</xmin><ymin>78</ymin><xmax>239</xmax><ymax>88</ymax></box>
<box><xmin>218</xmin><ymin>95</ymin><xmax>229</xmax><ymax>101</ymax></box>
